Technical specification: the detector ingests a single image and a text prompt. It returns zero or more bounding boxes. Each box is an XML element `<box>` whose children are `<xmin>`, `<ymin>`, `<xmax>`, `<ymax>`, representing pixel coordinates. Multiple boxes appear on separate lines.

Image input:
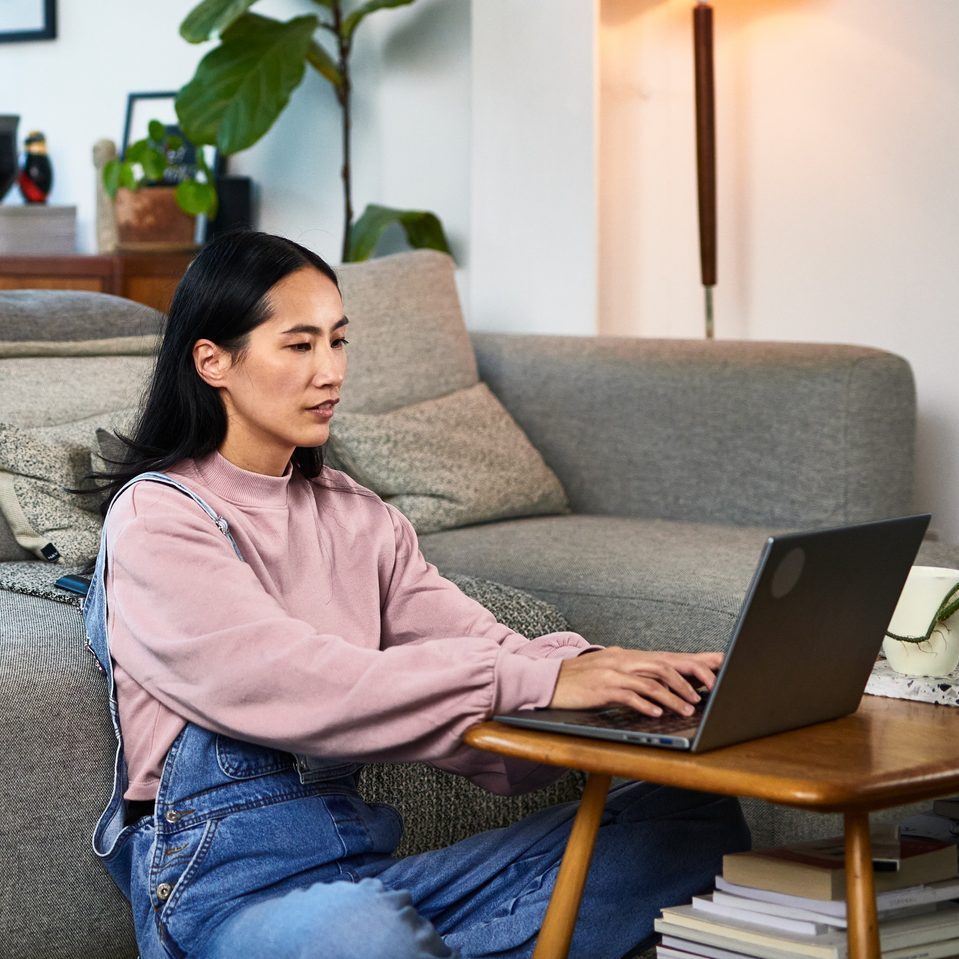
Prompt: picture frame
<box><xmin>120</xmin><ymin>91</ymin><xmax>221</xmax><ymax>180</ymax></box>
<box><xmin>0</xmin><ymin>0</ymin><xmax>56</xmax><ymax>42</ymax></box>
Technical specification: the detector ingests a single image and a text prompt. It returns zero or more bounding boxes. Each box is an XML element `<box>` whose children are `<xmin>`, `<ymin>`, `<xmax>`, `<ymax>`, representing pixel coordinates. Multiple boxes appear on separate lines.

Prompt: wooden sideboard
<box><xmin>0</xmin><ymin>252</ymin><xmax>195</xmax><ymax>313</ymax></box>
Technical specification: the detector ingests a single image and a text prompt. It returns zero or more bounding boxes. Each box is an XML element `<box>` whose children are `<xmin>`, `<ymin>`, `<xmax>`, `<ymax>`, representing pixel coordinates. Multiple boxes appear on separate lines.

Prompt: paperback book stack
<box><xmin>900</xmin><ymin>797</ymin><xmax>959</xmax><ymax>845</ymax></box>
<box><xmin>655</xmin><ymin>834</ymin><xmax>959</xmax><ymax>959</ymax></box>
<box><xmin>0</xmin><ymin>205</ymin><xmax>77</xmax><ymax>254</ymax></box>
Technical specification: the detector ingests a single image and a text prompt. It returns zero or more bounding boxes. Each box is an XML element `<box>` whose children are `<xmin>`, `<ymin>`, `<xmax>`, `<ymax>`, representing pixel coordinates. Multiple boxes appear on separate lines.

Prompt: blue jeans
<box><xmin>103</xmin><ymin>724</ymin><xmax>747</xmax><ymax>959</ymax></box>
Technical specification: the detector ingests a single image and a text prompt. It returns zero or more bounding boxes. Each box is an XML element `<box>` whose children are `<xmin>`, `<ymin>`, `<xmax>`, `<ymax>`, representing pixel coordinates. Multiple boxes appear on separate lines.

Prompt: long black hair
<box><xmin>94</xmin><ymin>230</ymin><xmax>340</xmax><ymax>515</ymax></box>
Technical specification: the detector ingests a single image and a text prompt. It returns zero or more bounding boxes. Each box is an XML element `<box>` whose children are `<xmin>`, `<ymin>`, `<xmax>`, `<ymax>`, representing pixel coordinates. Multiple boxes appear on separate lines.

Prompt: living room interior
<box><xmin>2</xmin><ymin>2</ymin><xmax>959</xmax><ymax>958</ymax></box>
<box><xmin>1</xmin><ymin>0</ymin><xmax>957</xmax><ymax>544</ymax></box>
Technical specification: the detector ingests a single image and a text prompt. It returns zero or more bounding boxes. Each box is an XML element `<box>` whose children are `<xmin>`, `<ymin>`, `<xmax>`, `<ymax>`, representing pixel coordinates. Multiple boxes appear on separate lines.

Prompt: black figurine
<box><xmin>19</xmin><ymin>130</ymin><xmax>53</xmax><ymax>203</ymax></box>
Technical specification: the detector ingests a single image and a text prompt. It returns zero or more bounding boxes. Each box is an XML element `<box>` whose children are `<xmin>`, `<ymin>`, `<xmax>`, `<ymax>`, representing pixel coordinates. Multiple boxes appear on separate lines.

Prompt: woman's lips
<box><xmin>307</xmin><ymin>400</ymin><xmax>337</xmax><ymax>420</ymax></box>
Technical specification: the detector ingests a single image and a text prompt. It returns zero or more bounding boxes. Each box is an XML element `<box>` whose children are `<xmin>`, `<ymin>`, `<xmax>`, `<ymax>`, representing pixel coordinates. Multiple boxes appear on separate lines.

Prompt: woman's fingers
<box><xmin>549</xmin><ymin>647</ymin><xmax>724</xmax><ymax>713</ymax></box>
<box><xmin>616</xmin><ymin>675</ymin><xmax>699</xmax><ymax>717</ymax></box>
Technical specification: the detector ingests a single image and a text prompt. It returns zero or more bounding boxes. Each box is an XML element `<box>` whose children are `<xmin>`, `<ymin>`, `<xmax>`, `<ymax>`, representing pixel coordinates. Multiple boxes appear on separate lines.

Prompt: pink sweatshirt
<box><xmin>106</xmin><ymin>453</ymin><xmax>593</xmax><ymax>801</ymax></box>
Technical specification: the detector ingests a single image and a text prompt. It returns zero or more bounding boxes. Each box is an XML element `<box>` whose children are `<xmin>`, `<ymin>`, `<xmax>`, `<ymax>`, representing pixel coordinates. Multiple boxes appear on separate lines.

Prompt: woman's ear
<box><xmin>193</xmin><ymin>339</ymin><xmax>232</xmax><ymax>388</ymax></box>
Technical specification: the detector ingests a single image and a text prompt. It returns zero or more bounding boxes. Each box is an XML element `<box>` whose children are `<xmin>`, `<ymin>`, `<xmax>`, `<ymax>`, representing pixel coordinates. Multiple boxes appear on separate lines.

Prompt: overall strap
<box><xmin>84</xmin><ymin>471</ymin><xmax>244</xmax><ymax>677</ymax></box>
<box><xmin>86</xmin><ymin>471</ymin><xmax>248</xmax><ymax>862</ymax></box>
<box><xmin>113</xmin><ymin>471</ymin><xmax>244</xmax><ymax>561</ymax></box>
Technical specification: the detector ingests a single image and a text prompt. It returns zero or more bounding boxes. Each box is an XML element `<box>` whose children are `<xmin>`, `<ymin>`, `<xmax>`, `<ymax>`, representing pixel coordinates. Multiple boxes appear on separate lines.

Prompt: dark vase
<box><xmin>0</xmin><ymin>115</ymin><xmax>18</xmax><ymax>201</ymax></box>
<box><xmin>19</xmin><ymin>130</ymin><xmax>52</xmax><ymax>204</ymax></box>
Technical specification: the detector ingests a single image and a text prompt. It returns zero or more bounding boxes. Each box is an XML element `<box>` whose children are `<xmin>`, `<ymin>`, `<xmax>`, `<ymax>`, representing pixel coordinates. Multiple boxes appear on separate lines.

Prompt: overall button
<box><xmin>157</xmin><ymin>883</ymin><xmax>173</xmax><ymax>901</ymax></box>
<box><xmin>164</xmin><ymin>810</ymin><xmax>180</xmax><ymax>824</ymax></box>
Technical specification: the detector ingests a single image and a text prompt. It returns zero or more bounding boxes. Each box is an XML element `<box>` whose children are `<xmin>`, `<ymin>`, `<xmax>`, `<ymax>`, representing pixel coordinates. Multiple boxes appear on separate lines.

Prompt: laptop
<box><xmin>495</xmin><ymin>514</ymin><xmax>930</xmax><ymax>753</ymax></box>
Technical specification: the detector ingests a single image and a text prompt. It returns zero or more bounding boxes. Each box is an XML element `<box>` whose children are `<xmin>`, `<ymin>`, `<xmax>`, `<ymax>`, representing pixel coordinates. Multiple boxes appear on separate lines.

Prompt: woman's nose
<box><xmin>313</xmin><ymin>349</ymin><xmax>344</xmax><ymax>386</ymax></box>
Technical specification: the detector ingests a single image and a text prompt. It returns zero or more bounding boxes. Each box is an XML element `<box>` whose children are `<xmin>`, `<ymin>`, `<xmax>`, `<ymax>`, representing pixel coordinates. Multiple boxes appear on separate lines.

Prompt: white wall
<box><xmin>599</xmin><ymin>0</ymin><xmax>959</xmax><ymax>543</ymax></box>
<box><xmin>469</xmin><ymin>0</ymin><xmax>599</xmax><ymax>335</ymax></box>
<box><xmin>0</xmin><ymin>0</ymin><xmax>470</xmax><ymax>271</ymax></box>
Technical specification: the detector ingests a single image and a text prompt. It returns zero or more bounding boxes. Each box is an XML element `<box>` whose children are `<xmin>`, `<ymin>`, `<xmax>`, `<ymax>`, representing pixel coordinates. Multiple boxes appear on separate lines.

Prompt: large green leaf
<box><xmin>348</xmin><ymin>203</ymin><xmax>452</xmax><ymax>262</ymax></box>
<box><xmin>180</xmin><ymin>0</ymin><xmax>259</xmax><ymax>43</ymax></box>
<box><xmin>341</xmin><ymin>0</ymin><xmax>416</xmax><ymax>42</ymax></box>
<box><xmin>176</xmin><ymin>13</ymin><xmax>318</xmax><ymax>154</ymax></box>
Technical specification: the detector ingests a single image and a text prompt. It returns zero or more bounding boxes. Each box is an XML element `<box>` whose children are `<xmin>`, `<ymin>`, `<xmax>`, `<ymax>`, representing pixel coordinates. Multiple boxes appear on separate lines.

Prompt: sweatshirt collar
<box><xmin>192</xmin><ymin>451</ymin><xmax>293</xmax><ymax>508</ymax></box>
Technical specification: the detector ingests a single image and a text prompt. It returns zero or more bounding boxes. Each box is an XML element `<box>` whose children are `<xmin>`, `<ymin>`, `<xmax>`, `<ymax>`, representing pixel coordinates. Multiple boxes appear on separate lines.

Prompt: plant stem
<box><xmin>333</xmin><ymin>1</ymin><xmax>353</xmax><ymax>262</ymax></box>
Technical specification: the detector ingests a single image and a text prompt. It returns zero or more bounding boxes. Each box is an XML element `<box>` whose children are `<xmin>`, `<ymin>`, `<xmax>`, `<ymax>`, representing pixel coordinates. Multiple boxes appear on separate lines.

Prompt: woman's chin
<box><xmin>296</xmin><ymin>427</ymin><xmax>331</xmax><ymax>449</ymax></box>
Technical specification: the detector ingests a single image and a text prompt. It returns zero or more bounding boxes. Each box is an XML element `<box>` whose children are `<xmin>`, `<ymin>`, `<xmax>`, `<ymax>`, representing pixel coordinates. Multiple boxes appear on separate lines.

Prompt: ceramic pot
<box><xmin>114</xmin><ymin>186</ymin><xmax>197</xmax><ymax>252</ymax></box>
<box><xmin>882</xmin><ymin>566</ymin><xmax>959</xmax><ymax>677</ymax></box>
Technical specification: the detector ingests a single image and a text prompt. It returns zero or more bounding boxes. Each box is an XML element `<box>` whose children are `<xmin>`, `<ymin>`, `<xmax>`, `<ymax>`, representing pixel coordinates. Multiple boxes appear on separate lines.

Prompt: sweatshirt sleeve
<box><xmin>106</xmin><ymin>483</ymin><xmax>592</xmax><ymax>787</ymax></box>
<box><xmin>379</xmin><ymin>505</ymin><xmax>598</xmax><ymax>793</ymax></box>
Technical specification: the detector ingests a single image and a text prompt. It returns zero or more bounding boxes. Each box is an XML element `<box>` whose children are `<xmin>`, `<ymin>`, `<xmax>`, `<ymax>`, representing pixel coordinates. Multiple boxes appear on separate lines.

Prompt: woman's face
<box><xmin>196</xmin><ymin>266</ymin><xmax>348</xmax><ymax>476</ymax></box>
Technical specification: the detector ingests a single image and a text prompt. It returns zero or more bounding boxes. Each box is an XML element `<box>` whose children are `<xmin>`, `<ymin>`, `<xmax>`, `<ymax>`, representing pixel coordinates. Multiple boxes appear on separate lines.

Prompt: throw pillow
<box><xmin>0</xmin><ymin>408</ymin><xmax>137</xmax><ymax>564</ymax></box>
<box><xmin>334</xmin><ymin>250</ymin><xmax>479</xmax><ymax>414</ymax></box>
<box><xmin>327</xmin><ymin>382</ymin><xmax>568</xmax><ymax>534</ymax></box>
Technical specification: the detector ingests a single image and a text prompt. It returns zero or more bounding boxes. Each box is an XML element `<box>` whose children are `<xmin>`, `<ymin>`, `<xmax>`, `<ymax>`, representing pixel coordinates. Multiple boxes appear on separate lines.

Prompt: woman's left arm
<box><xmin>380</xmin><ymin>505</ymin><xmax>595</xmax><ymax>662</ymax></box>
<box><xmin>379</xmin><ymin>505</ymin><xmax>596</xmax><ymax>794</ymax></box>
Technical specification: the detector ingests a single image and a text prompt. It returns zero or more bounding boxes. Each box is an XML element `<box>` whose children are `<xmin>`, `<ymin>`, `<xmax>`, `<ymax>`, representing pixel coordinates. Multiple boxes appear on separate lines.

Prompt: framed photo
<box><xmin>121</xmin><ymin>91</ymin><xmax>220</xmax><ymax>181</ymax></box>
<box><xmin>0</xmin><ymin>0</ymin><xmax>56</xmax><ymax>42</ymax></box>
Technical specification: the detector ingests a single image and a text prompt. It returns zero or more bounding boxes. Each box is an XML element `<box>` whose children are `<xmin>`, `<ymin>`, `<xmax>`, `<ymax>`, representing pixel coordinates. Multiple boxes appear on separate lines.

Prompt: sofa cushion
<box><xmin>0</xmin><ymin>587</ymin><xmax>135</xmax><ymax>959</ymax></box>
<box><xmin>420</xmin><ymin>515</ymin><xmax>776</xmax><ymax>651</ymax></box>
<box><xmin>0</xmin><ymin>351</ymin><xmax>154</xmax><ymax>428</ymax></box>
<box><xmin>328</xmin><ymin>383</ymin><xmax>568</xmax><ymax>534</ymax></box>
<box><xmin>0</xmin><ymin>409</ymin><xmax>136</xmax><ymax>563</ymax></box>
<box><xmin>335</xmin><ymin>250</ymin><xmax>478</xmax><ymax>414</ymax></box>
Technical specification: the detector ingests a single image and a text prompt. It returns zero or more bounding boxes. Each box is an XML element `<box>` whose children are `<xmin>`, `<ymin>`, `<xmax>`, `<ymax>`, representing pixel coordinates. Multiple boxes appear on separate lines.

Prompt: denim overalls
<box><xmin>85</xmin><ymin>472</ymin><xmax>750</xmax><ymax>959</ymax></box>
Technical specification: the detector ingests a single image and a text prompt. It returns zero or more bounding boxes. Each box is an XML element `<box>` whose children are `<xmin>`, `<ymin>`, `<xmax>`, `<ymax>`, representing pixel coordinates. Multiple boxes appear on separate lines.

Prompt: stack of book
<box><xmin>655</xmin><ymin>834</ymin><xmax>959</xmax><ymax>959</ymax></box>
<box><xmin>0</xmin><ymin>205</ymin><xmax>77</xmax><ymax>254</ymax></box>
<box><xmin>900</xmin><ymin>797</ymin><xmax>959</xmax><ymax>845</ymax></box>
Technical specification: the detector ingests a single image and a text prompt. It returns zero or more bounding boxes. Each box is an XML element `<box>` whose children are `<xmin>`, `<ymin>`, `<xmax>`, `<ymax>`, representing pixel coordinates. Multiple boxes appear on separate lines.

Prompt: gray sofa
<box><xmin>2</xmin><ymin>250</ymin><xmax>956</xmax><ymax>958</ymax></box>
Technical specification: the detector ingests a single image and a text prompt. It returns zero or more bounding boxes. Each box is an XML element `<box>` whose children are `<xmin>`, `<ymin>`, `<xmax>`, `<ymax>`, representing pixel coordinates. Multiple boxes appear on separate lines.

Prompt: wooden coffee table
<box><xmin>465</xmin><ymin>696</ymin><xmax>959</xmax><ymax>959</ymax></box>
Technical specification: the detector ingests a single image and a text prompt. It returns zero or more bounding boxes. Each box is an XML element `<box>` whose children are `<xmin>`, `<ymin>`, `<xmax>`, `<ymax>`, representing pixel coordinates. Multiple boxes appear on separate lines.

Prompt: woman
<box><xmin>85</xmin><ymin>231</ymin><xmax>749</xmax><ymax>959</ymax></box>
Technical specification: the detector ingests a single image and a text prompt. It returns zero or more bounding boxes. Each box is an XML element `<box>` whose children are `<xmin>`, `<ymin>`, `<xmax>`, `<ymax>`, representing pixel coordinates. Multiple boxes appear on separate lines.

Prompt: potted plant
<box><xmin>883</xmin><ymin>567</ymin><xmax>959</xmax><ymax>677</ymax></box>
<box><xmin>102</xmin><ymin>120</ymin><xmax>218</xmax><ymax>251</ymax></box>
<box><xmin>174</xmin><ymin>0</ymin><xmax>450</xmax><ymax>262</ymax></box>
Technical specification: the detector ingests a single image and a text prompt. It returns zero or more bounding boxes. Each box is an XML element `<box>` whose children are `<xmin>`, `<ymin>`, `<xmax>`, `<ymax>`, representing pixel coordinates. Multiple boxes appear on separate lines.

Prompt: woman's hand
<box><xmin>549</xmin><ymin>647</ymin><xmax>723</xmax><ymax>717</ymax></box>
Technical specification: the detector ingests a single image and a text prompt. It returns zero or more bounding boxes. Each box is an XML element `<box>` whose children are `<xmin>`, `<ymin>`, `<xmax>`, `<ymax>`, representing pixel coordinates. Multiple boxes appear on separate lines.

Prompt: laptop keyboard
<box><xmin>575</xmin><ymin>699</ymin><xmax>708</xmax><ymax>734</ymax></box>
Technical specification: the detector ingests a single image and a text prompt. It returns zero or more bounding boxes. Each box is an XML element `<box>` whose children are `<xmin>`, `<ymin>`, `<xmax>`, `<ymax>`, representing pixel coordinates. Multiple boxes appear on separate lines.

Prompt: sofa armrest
<box><xmin>472</xmin><ymin>333</ymin><xmax>915</xmax><ymax>528</ymax></box>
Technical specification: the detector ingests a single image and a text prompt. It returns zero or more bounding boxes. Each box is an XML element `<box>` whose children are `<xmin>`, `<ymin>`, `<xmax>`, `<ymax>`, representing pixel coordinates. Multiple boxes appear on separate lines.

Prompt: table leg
<box><xmin>533</xmin><ymin>772</ymin><xmax>613</xmax><ymax>959</ymax></box>
<box><xmin>844</xmin><ymin>810</ymin><xmax>880</xmax><ymax>959</ymax></box>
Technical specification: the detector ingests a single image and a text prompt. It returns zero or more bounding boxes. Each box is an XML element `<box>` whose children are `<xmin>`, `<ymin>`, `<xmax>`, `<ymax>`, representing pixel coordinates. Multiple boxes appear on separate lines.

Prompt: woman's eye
<box><xmin>289</xmin><ymin>342</ymin><xmax>312</xmax><ymax>352</ymax></box>
<box><xmin>333</xmin><ymin>338</ymin><xmax>349</xmax><ymax>349</ymax></box>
